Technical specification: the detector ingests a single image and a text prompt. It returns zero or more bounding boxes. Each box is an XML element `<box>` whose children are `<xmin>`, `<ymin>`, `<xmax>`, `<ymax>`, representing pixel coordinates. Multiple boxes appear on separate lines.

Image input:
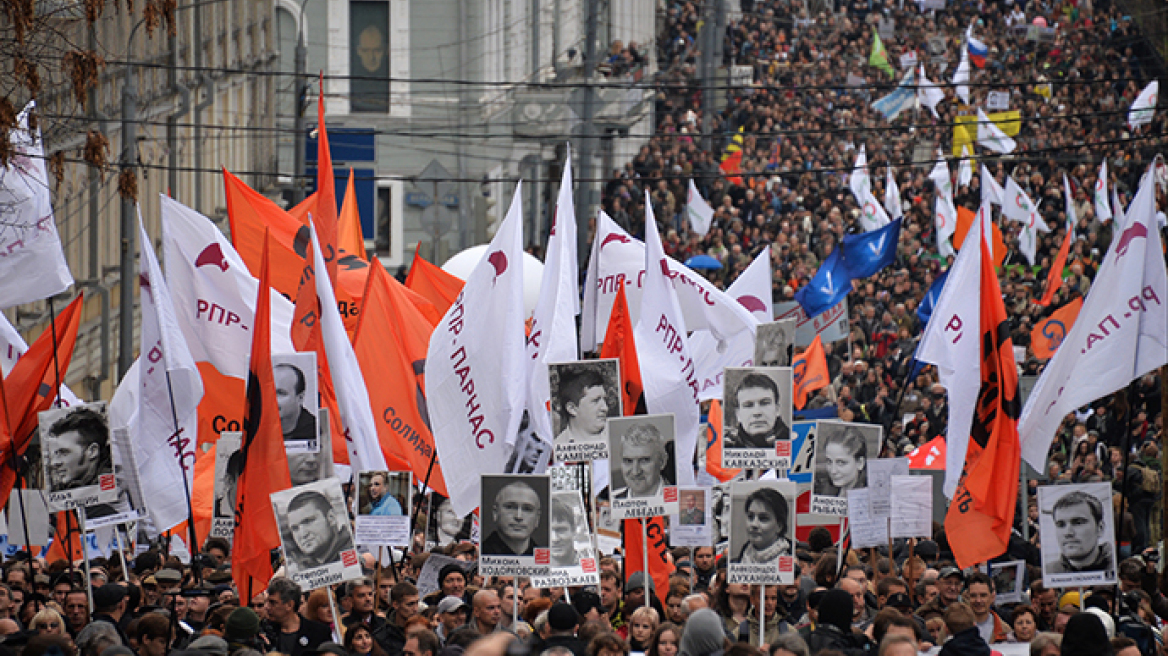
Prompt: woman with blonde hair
<box><xmin>627</xmin><ymin>606</ymin><xmax>659</xmax><ymax>656</ymax></box>
<box><xmin>30</xmin><ymin>607</ymin><xmax>66</xmax><ymax>636</ymax></box>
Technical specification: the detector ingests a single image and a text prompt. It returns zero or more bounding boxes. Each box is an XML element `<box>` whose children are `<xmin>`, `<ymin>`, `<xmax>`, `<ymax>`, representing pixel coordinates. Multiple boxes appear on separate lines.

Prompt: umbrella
<box><xmin>684</xmin><ymin>254</ymin><xmax>723</xmax><ymax>270</ymax></box>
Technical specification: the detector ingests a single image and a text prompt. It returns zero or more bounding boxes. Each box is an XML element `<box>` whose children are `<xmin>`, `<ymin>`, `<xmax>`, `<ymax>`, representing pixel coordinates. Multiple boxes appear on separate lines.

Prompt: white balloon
<box><xmin>441</xmin><ymin>244</ymin><xmax>545</xmax><ymax>319</ymax></box>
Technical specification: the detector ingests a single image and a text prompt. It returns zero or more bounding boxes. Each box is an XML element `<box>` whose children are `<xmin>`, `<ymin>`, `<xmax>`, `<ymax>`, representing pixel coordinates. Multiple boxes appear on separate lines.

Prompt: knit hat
<box><xmin>816</xmin><ymin>588</ymin><xmax>854</xmax><ymax>634</ymax></box>
<box><xmin>547</xmin><ymin>603</ymin><xmax>579</xmax><ymax>632</ymax></box>
<box><xmin>1060</xmin><ymin>613</ymin><xmax>1114</xmax><ymax>656</ymax></box>
<box><xmin>187</xmin><ymin>635</ymin><xmax>229</xmax><ymax>656</ymax></box>
<box><xmin>224</xmin><ymin>607</ymin><xmax>261</xmax><ymax>642</ymax></box>
<box><xmin>437</xmin><ymin>563</ymin><xmax>465</xmax><ymax>588</ymax></box>
<box><xmin>625</xmin><ymin>571</ymin><xmax>655</xmax><ymax>593</ymax></box>
<box><xmin>679</xmin><ymin>609</ymin><xmax>725</xmax><ymax>656</ymax></box>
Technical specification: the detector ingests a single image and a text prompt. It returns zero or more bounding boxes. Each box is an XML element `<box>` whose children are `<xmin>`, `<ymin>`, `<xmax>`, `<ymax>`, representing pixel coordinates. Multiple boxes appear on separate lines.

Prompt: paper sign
<box><xmin>847</xmin><ymin>488</ymin><xmax>888</xmax><ymax>549</ymax></box>
<box><xmin>7</xmin><ymin>490</ymin><xmax>50</xmax><ymax>547</ymax></box>
<box><xmin>987</xmin><ymin>91</ymin><xmax>1010</xmax><ymax>111</ymax></box>
<box><xmin>889</xmin><ymin>475</ymin><xmax>932</xmax><ymax>538</ymax></box>
<box><xmin>868</xmin><ymin>458</ymin><xmax>909</xmax><ymax>517</ymax></box>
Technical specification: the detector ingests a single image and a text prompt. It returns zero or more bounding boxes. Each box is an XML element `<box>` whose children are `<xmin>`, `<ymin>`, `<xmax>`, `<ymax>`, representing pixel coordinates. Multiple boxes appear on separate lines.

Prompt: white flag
<box><xmin>981</xmin><ymin>165</ymin><xmax>1005</xmax><ymax>206</ymax></box>
<box><xmin>849</xmin><ymin>146</ymin><xmax>891</xmax><ymax>231</ymax></box>
<box><xmin>976</xmin><ymin>109</ymin><xmax>1016</xmax><ymax>154</ymax></box>
<box><xmin>135</xmin><ymin>215</ymin><xmax>203</xmax><ymax>531</ymax></box>
<box><xmin>526</xmin><ymin>153</ymin><xmax>580</xmax><ymax>445</ymax></box>
<box><xmin>581</xmin><ymin>212</ymin><xmax>756</xmax><ymax>350</ymax></box>
<box><xmin>633</xmin><ymin>192</ymin><xmax>699</xmax><ymax>487</ymax></box>
<box><xmin>160</xmin><ymin>195</ymin><xmax>296</xmax><ymax>381</ymax></box>
<box><xmin>916</xmin><ymin>201</ymin><xmax>984</xmax><ymax>498</ymax></box>
<box><xmin>918</xmin><ymin>64</ymin><xmax>945</xmax><ymax>118</ymax></box>
<box><xmin>1111</xmin><ymin>185</ymin><xmax>1126</xmax><ymax>227</ymax></box>
<box><xmin>1019</xmin><ymin>165</ymin><xmax>1168</xmax><ymax>471</ymax></box>
<box><xmin>686</xmin><ymin>180</ymin><xmax>715</xmax><ymax>237</ymax></box>
<box><xmin>310</xmin><ymin>221</ymin><xmax>388</xmax><ymax>475</ymax></box>
<box><xmin>1095</xmin><ymin>160</ymin><xmax>1113</xmax><ymax>223</ymax></box>
<box><xmin>953</xmin><ymin>49</ymin><xmax>971</xmax><ymax>105</ymax></box>
<box><xmin>929</xmin><ymin>156</ymin><xmax>957</xmax><ymax>258</ymax></box>
<box><xmin>1063</xmin><ymin>173</ymin><xmax>1078</xmax><ymax>228</ymax></box>
<box><xmin>957</xmin><ymin>145</ymin><xmax>973</xmax><ymax>189</ymax></box>
<box><xmin>426</xmin><ymin>185</ymin><xmax>527</xmax><ymax>515</ymax></box>
<box><xmin>1002</xmin><ymin>177</ymin><xmax>1049</xmax><ymax>233</ymax></box>
<box><xmin>0</xmin><ymin>101</ymin><xmax>73</xmax><ymax>308</ymax></box>
<box><xmin>884</xmin><ymin>167</ymin><xmax>903</xmax><ymax>221</ymax></box>
<box><xmin>1128</xmin><ymin>80</ymin><xmax>1158</xmax><ymax>129</ymax></box>
<box><xmin>690</xmin><ymin>249</ymin><xmax>768</xmax><ymax>401</ymax></box>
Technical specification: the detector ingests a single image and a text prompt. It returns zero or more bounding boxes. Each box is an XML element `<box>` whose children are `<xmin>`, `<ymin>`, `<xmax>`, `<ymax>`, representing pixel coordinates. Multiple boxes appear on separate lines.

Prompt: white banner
<box><xmin>773</xmin><ymin>299</ymin><xmax>849</xmax><ymax>347</ymax></box>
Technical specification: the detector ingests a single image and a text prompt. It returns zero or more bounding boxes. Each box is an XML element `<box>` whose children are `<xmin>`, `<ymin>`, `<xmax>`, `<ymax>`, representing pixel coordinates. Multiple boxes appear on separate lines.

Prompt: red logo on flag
<box><xmin>581</xmin><ymin>558</ymin><xmax>597</xmax><ymax>573</ymax></box>
<box><xmin>664</xmin><ymin>487</ymin><xmax>678</xmax><ymax>503</ymax></box>
<box><xmin>779</xmin><ymin>556</ymin><xmax>794</xmax><ymax>572</ymax></box>
<box><xmin>534</xmin><ymin>548</ymin><xmax>550</xmax><ymax>565</ymax></box>
<box><xmin>341</xmin><ymin>550</ymin><xmax>358</xmax><ymax>567</ymax></box>
<box><xmin>99</xmin><ymin>474</ymin><xmax>116</xmax><ymax>491</ymax></box>
<box><xmin>775</xmin><ymin>441</ymin><xmax>791</xmax><ymax>457</ymax></box>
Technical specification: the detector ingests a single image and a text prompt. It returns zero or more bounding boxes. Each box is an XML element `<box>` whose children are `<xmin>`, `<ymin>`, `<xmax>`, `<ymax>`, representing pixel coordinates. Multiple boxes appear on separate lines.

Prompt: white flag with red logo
<box><xmin>1019</xmin><ymin>165</ymin><xmax>1168</xmax><ymax>471</ymax></box>
<box><xmin>0</xmin><ymin>101</ymin><xmax>73</xmax><ymax>308</ymax></box>
<box><xmin>136</xmin><ymin>215</ymin><xmax>203</xmax><ymax>531</ymax></box>
<box><xmin>1095</xmin><ymin>160</ymin><xmax>1113</xmax><ymax>223</ymax></box>
<box><xmin>633</xmin><ymin>192</ymin><xmax>699</xmax><ymax>486</ymax></box>
<box><xmin>689</xmin><ymin>249</ymin><xmax>768</xmax><ymax>401</ymax></box>
<box><xmin>426</xmin><ymin>185</ymin><xmax>528</xmax><ymax>515</ymax></box>
<box><xmin>581</xmin><ymin>213</ymin><xmax>756</xmax><ymax>350</ymax></box>
<box><xmin>929</xmin><ymin>155</ymin><xmax>957</xmax><ymax>258</ymax></box>
<box><xmin>686</xmin><ymin>180</ymin><xmax>715</xmax><ymax>237</ymax></box>
<box><xmin>849</xmin><ymin>146</ymin><xmax>891</xmax><ymax>232</ymax></box>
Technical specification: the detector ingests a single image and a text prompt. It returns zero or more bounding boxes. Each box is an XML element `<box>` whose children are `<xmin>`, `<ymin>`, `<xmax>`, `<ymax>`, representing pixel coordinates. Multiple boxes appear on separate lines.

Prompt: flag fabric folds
<box><xmin>884</xmin><ymin>168</ymin><xmax>903</xmax><ymax>222</ymax></box>
<box><xmin>624</xmin><ymin>516</ymin><xmax>672</xmax><ymax>607</ymax></box>
<box><xmin>0</xmin><ymin>101</ymin><xmax>74</xmax><ymax>308</ymax></box>
<box><xmin>686</xmin><ymin>180</ymin><xmax>715</xmax><ymax>237</ymax></box>
<box><xmin>1034</xmin><ymin>176</ymin><xmax>1077</xmax><ymax>306</ymax></box>
<box><xmin>793</xmin><ymin>336</ymin><xmax>829</xmax><ymax>409</ymax></box>
<box><xmin>338</xmin><ymin>169</ymin><xmax>369</xmax><ymax>260</ymax></box>
<box><xmin>1128</xmin><ymin>81</ymin><xmax>1158</xmax><ymax>129</ymax></box>
<box><xmin>689</xmin><ymin>249</ymin><xmax>768</xmax><ymax>401</ymax></box>
<box><xmin>918</xmin><ymin>65</ymin><xmax>945</xmax><ymax>118</ymax></box>
<box><xmin>426</xmin><ymin>186</ymin><xmax>528</xmax><ymax>516</ymax></box>
<box><xmin>136</xmin><ymin>216</ymin><xmax>203</xmax><ymax>532</ymax></box>
<box><xmin>1019</xmin><ymin>165</ymin><xmax>1168</xmax><ymax>472</ymax></box>
<box><xmin>930</xmin><ymin>156</ymin><xmax>957</xmax><ymax>258</ymax></box>
<box><xmin>720</xmin><ymin>127</ymin><xmax>745</xmax><ymax>187</ymax></box>
<box><xmin>633</xmin><ymin>192</ymin><xmax>699</xmax><ymax>487</ymax></box>
<box><xmin>1095</xmin><ymin>160</ymin><xmax>1113</xmax><ymax>224</ymax></box>
<box><xmin>795</xmin><ymin>219</ymin><xmax>902</xmax><ymax>318</ymax></box>
<box><xmin>976</xmin><ymin>109</ymin><xmax>1017</xmax><ymax>154</ymax></box>
<box><xmin>233</xmin><ymin>234</ymin><xmax>293</xmax><ymax>596</ymax></box>
<box><xmin>703</xmin><ymin>400</ymin><xmax>740</xmax><ymax>482</ymax></box>
<box><xmin>872</xmin><ymin>68</ymin><xmax>916</xmax><ymax>121</ymax></box>
<box><xmin>1030</xmin><ymin>297</ymin><xmax>1083</xmax><ymax>360</ymax></box>
<box><xmin>953</xmin><ymin>48</ymin><xmax>971</xmax><ymax>104</ymax></box>
<box><xmin>916</xmin><ymin>270</ymin><xmax>949</xmax><ymax>328</ymax></box>
<box><xmin>944</xmin><ymin>226</ymin><xmax>1022</xmax><ymax>568</ymax></box>
<box><xmin>405</xmin><ymin>248</ymin><xmax>465</xmax><ymax>317</ymax></box>
<box><xmin>967</xmin><ymin>33</ymin><xmax>988</xmax><ymax>68</ymax></box>
<box><xmin>869</xmin><ymin>31</ymin><xmax>895</xmax><ymax>77</ymax></box>
<box><xmin>849</xmin><ymin>146</ymin><xmax>891</xmax><ymax>231</ymax></box>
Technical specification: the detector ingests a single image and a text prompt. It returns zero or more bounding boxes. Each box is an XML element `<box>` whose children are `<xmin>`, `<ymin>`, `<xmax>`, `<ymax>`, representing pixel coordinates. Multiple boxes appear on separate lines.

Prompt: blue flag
<box><xmin>871</xmin><ymin>69</ymin><xmax>917</xmax><ymax>121</ymax></box>
<box><xmin>796</xmin><ymin>219</ymin><xmax>902</xmax><ymax>318</ymax></box>
<box><xmin>916</xmin><ymin>269</ymin><xmax>950</xmax><ymax>329</ymax></box>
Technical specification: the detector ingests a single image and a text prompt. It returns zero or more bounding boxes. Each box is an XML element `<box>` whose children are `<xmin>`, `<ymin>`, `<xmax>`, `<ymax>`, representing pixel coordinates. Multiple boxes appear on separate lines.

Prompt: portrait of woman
<box><xmin>427</xmin><ymin>494</ymin><xmax>474</xmax><ymax>546</ymax></box>
<box><xmin>732</xmin><ymin>487</ymin><xmax>791</xmax><ymax>564</ymax></box>
<box><xmin>813</xmin><ymin>423</ymin><xmax>874</xmax><ymax>496</ymax></box>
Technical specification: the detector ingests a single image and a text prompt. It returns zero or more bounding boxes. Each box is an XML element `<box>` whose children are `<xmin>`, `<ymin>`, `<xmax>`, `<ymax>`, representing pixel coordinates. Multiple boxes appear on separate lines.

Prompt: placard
<box><xmin>109</xmin><ymin>427</ymin><xmax>147</xmax><ymax>524</ymax></box>
<box><xmin>40</xmin><ymin>402</ymin><xmax>119</xmax><ymax>512</ymax></box>
<box><xmin>505</xmin><ymin>411</ymin><xmax>552</xmax><ymax>474</ymax></box>
<box><xmin>416</xmin><ymin>554</ymin><xmax>466</xmax><ymax>598</ymax></box>
<box><xmin>986</xmin><ymin>91</ymin><xmax>1010</xmax><ymax>111</ymax></box>
<box><xmin>272</xmin><ymin>352</ymin><xmax>319</xmax><ymax>453</ymax></box>
<box><xmin>899</xmin><ymin>51</ymin><xmax>918</xmax><ymax>70</ymax></box>
<box><xmin>1038</xmin><ymin>482</ymin><xmax>1118</xmax><ymax>587</ymax></box>
<box><xmin>550</xmin><ymin>360</ymin><xmax>621</xmax><ymax>463</ymax></box>
<box><xmin>211</xmin><ymin>432</ymin><xmax>242</xmax><ymax>540</ymax></box>
<box><xmin>754</xmin><ymin>319</ymin><xmax>797</xmax><ymax>367</ymax></box>
<box><xmin>354</xmin><ymin>471</ymin><xmax>411</xmax><ymax>546</ymax></box>
<box><xmin>608</xmin><ymin>415</ymin><xmax>679</xmax><ymax>520</ymax></box>
<box><xmin>810</xmin><ymin>421</ymin><xmax>881</xmax><ymax>516</ymax></box>
<box><xmin>989</xmin><ymin>560</ymin><xmax>1026</xmax><ymax>604</ymax></box>
<box><xmin>722</xmin><ymin>368</ymin><xmax>794</xmax><ymax>469</ymax></box>
<box><xmin>847</xmin><ymin>488</ymin><xmax>889</xmax><ymax>549</ymax></box>
<box><xmin>271</xmin><ymin>478</ymin><xmax>361</xmax><ymax>589</ymax></box>
<box><xmin>427</xmin><ymin>492</ymin><xmax>476</xmax><ymax>548</ymax></box>
<box><xmin>287</xmin><ymin>408</ymin><xmax>335</xmax><ymax>487</ymax></box>
<box><xmin>530</xmin><ymin>490</ymin><xmax>600</xmax><ymax>588</ymax></box>
<box><xmin>889</xmin><ymin>474</ymin><xmax>932</xmax><ymax>538</ymax></box>
<box><xmin>867</xmin><ymin>458</ymin><xmax>909</xmax><ymax>517</ymax></box>
<box><xmin>479</xmin><ymin>474</ymin><xmax>552</xmax><ymax>576</ymax></box>
<box><xmin>670</xmin><ymin>487</ymin><xmax>713</xmax><ymax>547</ymax></box>
<box><xmin>6</xmin><ymin>489</ymin><xmax>50</xmax><ymax>547</ymax></box>
<box><xmin>727</xmin><ymin>480</ymin><xmax>796</xmax><ymax>584</ymax></box>
<box><xmin>774</xmin><ymin>298</ymin><xmax>849</xmax><ymax>347</ymax></box>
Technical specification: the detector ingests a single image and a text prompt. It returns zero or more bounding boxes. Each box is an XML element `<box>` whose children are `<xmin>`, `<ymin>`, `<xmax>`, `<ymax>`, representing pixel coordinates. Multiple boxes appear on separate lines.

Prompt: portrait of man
<box><xmin>505</xmin><ymin>411</ymin><xmax>551</xmax><ymax>474</ymax></box>
<box><xmin>276</xmin><ymin>484</ymin><xmax>355</xmax><ymax>573</ymax></box>
<box><xmin>551</xmin><ymin>361</ymin><xmax>620</xmax><ymax>447</ymax></box>
<box><xmin>723</xmin><ymin>369</ymin><xmax>792</xmax><ymax>450</ymax></box>
<box><xmin>273</xmin><ymin>359</ymin><xmax>317</xmax><ymax>443</ymax></box>
<box><xmin>754</xmin><ymin>319</ymin><xmax>796</xmax><ymax>368</ymax></box>
<box><xmin>349</xmin><ymin>1</ymin><xmax>390</xmax><ymax>112</ymax></box>
<box><xmin>1041</xmin><ymin>486</ymin><xmax>1117</xmax><ymax>579</ymax></box>
<box><xmin>287</xmin><ymin>408</ymin><xmax>333</xmax><ymax>487</ymax></box>
<box><xmin>213</xmin><ymin>434</ymin><xmax>243</xmax><ymax>523</ymax></box>
<box><xmin>42</xmin><ymin>404</ymin><xmax>113</xmax><ymax>493</ymax></box>
<box><xmin>480</xmin><ymin>475</ymin><xmax>549</xmax><ymax>557</ymax></box>
<box><xmin>609</xmin><ymin>415</ymin><xmax>675</xmax><ymax>500</ymax></box>
<box><xmin>549</xmin><ymin>493</ymin><xmax>584</xmax><ymax>568</ymax></box>
<box><xmin>678</xmin><ymin>491</ymin><xmax>704</xmax><ymax>526</ymax></box>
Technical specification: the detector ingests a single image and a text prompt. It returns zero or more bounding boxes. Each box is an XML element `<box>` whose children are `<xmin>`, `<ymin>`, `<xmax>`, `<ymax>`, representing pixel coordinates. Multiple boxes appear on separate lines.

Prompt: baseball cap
<box><xmin>886</xmin><ymin>592</ymin><xmax>913</xmax><ymax>610</ymax></box>
<box><xmin>437</xmin><ymin>596</ymin><xmax>468</xmax><ymax>615</ymax></box>
<box><xmin>937</xmin><ymin>566</ymin><xmax>963</xmax><ymax>580</ymax></box>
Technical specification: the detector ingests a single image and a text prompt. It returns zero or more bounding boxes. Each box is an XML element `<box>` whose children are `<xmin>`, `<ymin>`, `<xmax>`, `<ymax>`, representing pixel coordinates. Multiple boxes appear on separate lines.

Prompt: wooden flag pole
<box><xmin>163</xmin><ymin>369</ymin><xmax>202</xmax><ymax>565</ymax></box>
<box><xmin>77</xmin><ymin>507</ymin><xmax>94</xmax><ymax>614</ymax></box>
<box><xmin>1160</xmin><ymin>365</ymin><xmax>1168</xmax><ymax>592</ymax></box>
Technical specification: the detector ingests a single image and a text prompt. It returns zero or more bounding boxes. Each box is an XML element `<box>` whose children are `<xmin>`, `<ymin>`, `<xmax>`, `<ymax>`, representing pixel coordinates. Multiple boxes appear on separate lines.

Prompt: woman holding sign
<box><xmin>813</xmin><ymin>426</ymin><xmax>868</xmax><ymax>496</ymax></box>
<box><xmin>733</xmin><ymin>488</ymin><xmax>791</xmax><ymax>564</ymax></box>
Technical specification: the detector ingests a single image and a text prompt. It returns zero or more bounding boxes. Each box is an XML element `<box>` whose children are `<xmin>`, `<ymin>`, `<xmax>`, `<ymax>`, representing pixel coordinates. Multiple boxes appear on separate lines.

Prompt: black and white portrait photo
<box><xmin>271</xmin><ymin>478</ymin><xmax>360</xmax><ymax>586</ymax></box>
<box><xmin>479</xmin><ymin>475</ymin><xmax>551</xmax><ymax>575</ymax></box>
<box><xmin>1038</xmin><ymin>482</ymin><xmax>1118</xmax><ymax>587</ymax></box>
<box><xmin>287</xmin><ymin>408</ymin><xmax>335</xmax><ymax>487</ymax></box>
<box><xmin>754</xmin><ymin>319</ymin><xmax>797</xmax><ymax>367</ymax></box>
<box><xmin>505</xmin><ymin>411</ymin><xmax>552</xmax><ymax>474</ymax></box>
<box><xmin>211</xmin><ymin>432</ymin><xmax>243</xmax><ymax>539</ymax></box>
<box><xmin>40</xmin><ymin>402</ymin><xmax>119</xmax><ymax>512</ymax></box>
<box><xmin>810</xmin><ymin>421</ymin><xmax>882</xmax><ymax>516</ymax></box>
<box><xmin>608</xmin><ymin>414</ymin><xmax>679</xmax><ymax>520</ymax></box>
<box><xmin>728</xmin><ymin>480</ymin><xmax>796</xmax><ymax>584</ymax></box>
<box><xmin>550</xmin><ymin>360</ymin><xmax>621</xmax><ymax>463</ymax></box>
<box><xmin>531</xmin><ymin>490</ymin><xmax>600</xmax><ymax>587</ymax></box>
<box><xmin>427</xmin><ymin>492</ymin><xmax>476</xmax><ymax>548</ymax></box>
<box><xmin>722</xmin><ymin>367</ymin><xmax>794</xmax><ymax>469</ymax></box>
<box><xmin>272</xmin><ymin>353</ymin><xmax>319</xmax><ymax>450</ymax></box>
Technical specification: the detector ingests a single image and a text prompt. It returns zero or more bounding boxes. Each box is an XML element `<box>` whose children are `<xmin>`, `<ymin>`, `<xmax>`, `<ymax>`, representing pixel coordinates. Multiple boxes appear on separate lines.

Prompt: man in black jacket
<box><xmin>374</xmin><ymin>582</ymin><xmax>419</xmax><ymax>656</ymax></box>
<box><xmin>262</xmin><ymin>577</ymin><xmax>331</xmax><ymax>656</ymax></box>
<box><xmin>533</xmin><ymin>604</ymin><xmax>587</xmax><ymax>656</ymax></box>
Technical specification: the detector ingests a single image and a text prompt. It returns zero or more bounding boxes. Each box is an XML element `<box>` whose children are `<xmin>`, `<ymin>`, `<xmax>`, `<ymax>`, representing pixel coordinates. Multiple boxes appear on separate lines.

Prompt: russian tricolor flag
<box><xmin>968</xmin><ymin>35</ymin><xmax>988</xmax><ymax>68</ymax></box>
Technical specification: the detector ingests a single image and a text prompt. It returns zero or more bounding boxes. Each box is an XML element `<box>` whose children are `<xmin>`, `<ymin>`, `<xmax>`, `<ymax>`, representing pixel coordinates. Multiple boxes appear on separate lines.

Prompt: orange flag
<box><xmin>623</xmin><ymin>516</ymin><xmax>671</xmax><ymax>608</ymax></box>
<box><xmin>599</xmin><ymin>279</ymin><xmax>646</xmax><ymax>416</ymax></box>
<box><xmin>312</xmin><ymin>75</ymin><xmax>339</xmax><ymax>284</ymax></box>
<box><xmin>289</xmin><ymin>191</ymin><xmax>318</xmax><ymax>225</ymax></box>
<box><xmin>353</xmin><ymin>260</ymin><xmax>446</xmax><ymax>494</ymax></box>
<box><xmin>944</xmin><ymin>233</ymin><xmax>1022</xmax><ymax>569</ymax></box>
<box><xmin>704</xmin><ymin>399</ymin><xmax>740</xmax><ymax>482</ymax></box>
<box><xmin>719</xmin><ymin>150</ymin><xmax>744</xmax><ymax>187</ymax></box>
<box><xmin>1035</xmin><ymin>226</ymin><xmax>1072</xmax><ymax>307</ymax></box>
<box><xmin>405</xmin><ymin>247</ymin><xmax>464</xmax><ymax>316</ymax></box>
<box><xmin>953</xmin><ymin>206</ymin><xmax>1007</xmax><ymax>268</ymax></box>
<box><xmin>338</xmin><ymin>170</ymin><xmax>368</xmax><ymax>260</ymax></box>
<box><xmin>233</xmin><ymin>233</ymin><xmax>293</xmax><ymax>596</ymax></box>
<box><xmin>45</xmin><ymin>512</ymin><xmax>84</xmax><ymax>563</ymax></box>
<box><xmin>0</xmin><ymin>296</ymin><xmax>84</xmax><ymax>506</ymax></box>
<box><xmin>1030</xmin><ymin>297</ymin><xmax>1083</xmax><ymax>360</ymax></box>
<box><xmin>792</xmin><ymin>335</ymin><xmax>829</xmax><ymax>409</ymax></box>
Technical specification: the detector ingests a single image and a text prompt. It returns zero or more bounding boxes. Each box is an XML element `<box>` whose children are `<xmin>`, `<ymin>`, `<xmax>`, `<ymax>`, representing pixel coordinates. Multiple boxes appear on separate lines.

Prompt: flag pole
<box><xmin>641</xmin><ymin>518</ymin><xmax>649</xmax><ymax>610</ymax></box>
<box><xmin>47</xmin><ymin>297</ymin><xmax>63</xmax><ymax>410</ymax></box>
<box><xmin>1161</xmin><ymin>364</ymin><xmax>1168</xmax><ymax>592</ymax></box>
<box><xmin>758</xmin><ymin>584</ymin><xmax>765</xmax><ymax>647</ymax></box>
<box><xmin>163</xmin><ymin>369</ymin><xmax>201</xmax><ymax>571</ymax></box>
<box><xmin>77</xmin><ymin>507</ymin><xmax>94</xmax><ymax>614</ymax></box>
<box><xmin>409</xmin><ymin>450</ymin><xmax>438</xmax><ymax>539</ymax></box>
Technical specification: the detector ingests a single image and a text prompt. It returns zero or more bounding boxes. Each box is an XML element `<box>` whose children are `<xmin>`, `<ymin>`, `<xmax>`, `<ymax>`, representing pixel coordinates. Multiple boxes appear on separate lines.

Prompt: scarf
<box><xmin>738</xmin><ymin>537</ymin><xmax>791</xmax><ymax>564</ymax></box>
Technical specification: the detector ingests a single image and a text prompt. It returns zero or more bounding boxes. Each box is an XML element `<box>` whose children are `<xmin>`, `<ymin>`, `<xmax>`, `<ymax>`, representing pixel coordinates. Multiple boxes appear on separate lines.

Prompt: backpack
<box><xmin>1132</xmin><ymin>463</ymin><xmax>1161</xmax><ymax>496</ymax></box>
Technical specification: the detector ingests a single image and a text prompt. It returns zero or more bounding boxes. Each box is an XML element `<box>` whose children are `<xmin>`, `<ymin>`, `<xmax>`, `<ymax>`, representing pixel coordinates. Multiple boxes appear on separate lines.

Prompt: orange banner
<box><xmin>793</xmin><ymin>335</ymin><xmax>829</xmax><ymax>409</ymax></box>
<box><xmin>1030</xmin><ymin>297</ymin><xmax>1083</xmax><ymax>359</ymax></box>
<box><xmin>405</xmin><ymin>247</ymin><xmax>464</xmax><ymax>317</ymax></box>
<box><xmin>599</xmin><ymin>279</ymin><xmax>645</xmax><ymax>416</ymax></box>
<box><xmin>623</xmin><ymin>516</ymin><xmax>671</xmax><ymax>608</ymax></box>
<box><xmin>704</xmin><ymin>399</ymin><xmax>740</xmax><ymax>483</ymax></box>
